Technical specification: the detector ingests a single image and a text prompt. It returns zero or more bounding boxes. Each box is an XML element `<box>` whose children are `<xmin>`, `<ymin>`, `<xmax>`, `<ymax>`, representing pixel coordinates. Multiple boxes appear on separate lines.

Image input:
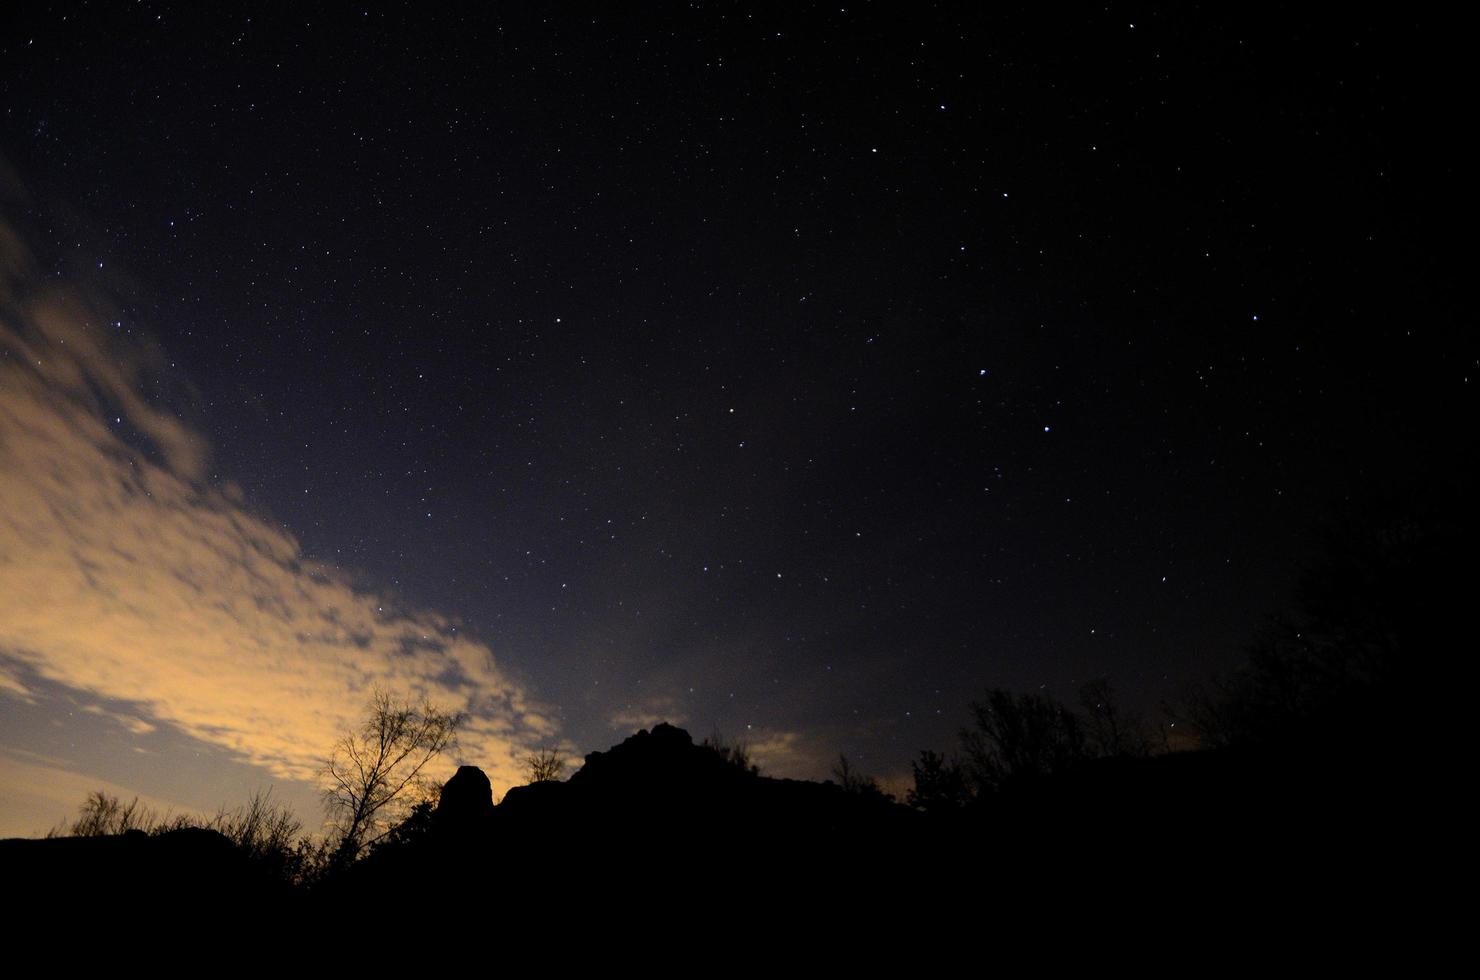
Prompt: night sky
<box><xmin>0</xmin><ymin>4</ymin><xmax>1466</xmax><ymax>836</ymax></box>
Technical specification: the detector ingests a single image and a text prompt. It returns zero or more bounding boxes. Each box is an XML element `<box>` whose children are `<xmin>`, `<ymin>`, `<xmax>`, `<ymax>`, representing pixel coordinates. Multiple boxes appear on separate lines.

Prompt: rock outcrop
<box><xmin>435</xmin><ymin>764</ymin><xmax>495</xmax><ymax>831</ymax></box>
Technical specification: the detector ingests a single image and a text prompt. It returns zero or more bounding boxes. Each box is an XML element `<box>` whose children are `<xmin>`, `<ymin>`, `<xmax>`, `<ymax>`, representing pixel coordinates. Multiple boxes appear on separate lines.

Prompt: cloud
<box><xmin>0</xmin><ymin>661</ymin><xmax>35</xmax><ymax>703</ymax></box>
<box><xmin>0</xmin><ymin>217</ymin><xmax>552</xmax><ymax>799</ymax></box>
<box><xmin>741</xmin><ymin>729</ymin><xmax>822</xmax><ymax>779</ymax></box>
<box><xmin>609</xmin><ymin>695</ymin><xmax>688</xmax><ymax>734</ymax></box>
<box><xmin>79</xmin><ymin>704</ymin><xmax>157</xmax><ymax>735</ymax></box>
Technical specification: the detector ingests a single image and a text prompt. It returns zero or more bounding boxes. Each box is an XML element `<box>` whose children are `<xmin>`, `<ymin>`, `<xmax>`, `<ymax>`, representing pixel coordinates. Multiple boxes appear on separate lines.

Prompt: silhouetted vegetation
<box><xmin>1170</xmin><ymin>491</ymin><xmax>1464</xmax><ymax>753</ymax></box>
<box><xmin>1078</xmin><ymin>678</ymin><xmax>1154</xmax><ymax>758</ymax></box>
<box><xmin>369</xmin><ymin>799</ymin><xmax>438</xmax><ymax>853</ymax></box>
<box><xmin>321</xmin><ymin>686</ymin><xmax>463</xmax><ymax>864</ymax></box>
<box><xmin>896</xmin><ymin>678</ymin><xmax>1150</xmax><ymax>810</ymax></box>
<box><xmin>520</xmin><ymin>747</ymin><xmax>567</xmax><ymax>783</ymax></box>
<box><xmin>44</xmin><ymin>787</ymin><xmax>329</xmax><ymax>886</ymax></box>
<box><xmin>905</xmin><ymin>750</ymin><xmax>970</xmax><ymax>814</ymax></box>
<box><xmin>832</xmin><ymin>754</ymin><xmax>891</xmax><ymax>800</ymax></box>
<box><xmin>961</xmin><ymin>687</ymin><xmax>1089</xmax><ymax>792</ymax></box>
<box><xmin>48</xmin><ymin>791</ymin><xmax>162</xmax><ymax>838</ymax></box>
<box><xmin>701</xmin><ymin>729</ymin><xmax>760</xmax><ymax>776</ymax></box>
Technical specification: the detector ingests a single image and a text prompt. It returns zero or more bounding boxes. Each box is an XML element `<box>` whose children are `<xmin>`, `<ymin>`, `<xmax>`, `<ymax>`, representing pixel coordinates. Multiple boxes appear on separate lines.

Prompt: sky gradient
<box><xmin>0</xmin><ymin>5</ymin><xmax>1465</xmax><ymax>837</ymax></box>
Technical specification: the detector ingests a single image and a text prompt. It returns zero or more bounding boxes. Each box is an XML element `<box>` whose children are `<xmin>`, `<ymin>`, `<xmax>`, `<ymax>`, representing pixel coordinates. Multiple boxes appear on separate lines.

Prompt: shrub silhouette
<box><xmin>832</xmin><ymin>754</ymin><xmax>891</xmax><ymax>800</ymax></box>
<box><xmin>49</xmin><ymin>791</ymin><xmax>156</xmax><ymax>837</ymax></box>
<box><xmin>701</xmin><ymin>729</ymin><xmax>760</xmax><ymax>776</ymax></box>
<box><xmin>48</xmin><ymin>787</ymin><xmax>326</xmax><ymax>885</ymax></box>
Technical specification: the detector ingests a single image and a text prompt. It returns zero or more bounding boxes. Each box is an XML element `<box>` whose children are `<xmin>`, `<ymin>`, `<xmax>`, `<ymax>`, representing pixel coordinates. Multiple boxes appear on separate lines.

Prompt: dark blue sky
<box><xmin>0</xmin><ymin>4</ymin><xmax>1465</xmax><ymax>833</ymax></box>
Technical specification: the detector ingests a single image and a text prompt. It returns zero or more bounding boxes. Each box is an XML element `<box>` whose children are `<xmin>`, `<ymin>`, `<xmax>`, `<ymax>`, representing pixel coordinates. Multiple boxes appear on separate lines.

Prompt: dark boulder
<box><xmin>435</xmin><ymin>765</ymin><xmax>495</xmax><ymax>831</ymax></box>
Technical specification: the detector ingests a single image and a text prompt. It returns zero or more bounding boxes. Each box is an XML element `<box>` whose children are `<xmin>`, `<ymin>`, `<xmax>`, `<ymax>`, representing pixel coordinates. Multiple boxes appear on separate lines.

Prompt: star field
<box><xmin>0</xmin><ymin>4</ymin><xmax>1466</xmax><ymax>830</ymax></box>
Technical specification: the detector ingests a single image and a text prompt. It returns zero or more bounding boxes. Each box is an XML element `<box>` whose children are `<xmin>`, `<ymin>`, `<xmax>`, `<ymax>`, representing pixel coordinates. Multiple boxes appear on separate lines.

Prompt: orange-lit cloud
<box><xmin>741</xmin><ymin>729</ymin><xmax>823</xmax><ymax>779</ymax></box>
<box><xmin>0</xmin><ymin>218</ymin><xmax>553</xmax><ymax>802</ymax></box>
<box><xmin>0</xmin><ymin>661</ymin><xmax>34</xmax><ymax>703</ymax></box>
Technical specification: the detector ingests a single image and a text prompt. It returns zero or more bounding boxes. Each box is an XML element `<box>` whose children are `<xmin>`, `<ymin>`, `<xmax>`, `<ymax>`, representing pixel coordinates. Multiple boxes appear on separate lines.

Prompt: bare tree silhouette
<box><xmin>962</xmin><ymin>688</ymin><xmax>1088</xmax><ymax>792</ymax></box>
<box><xmin>521</xmin><ymin>747</ymin><xmax>567</xmax><ymax>783</ymax></box>
<box><xmin>321</xmin><ymin>687</ymin><xmax>463</xmax><ymax>863</ymax></box>
<box><xmin>1078</xmin><ymin>678</ymin><xmax>1152</xmax><ymax>758</ymax></box>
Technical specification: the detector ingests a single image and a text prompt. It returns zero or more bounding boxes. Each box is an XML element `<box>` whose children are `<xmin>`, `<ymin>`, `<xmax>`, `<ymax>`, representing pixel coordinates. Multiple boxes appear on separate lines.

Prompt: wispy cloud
<box><xmin>742</xmin><ymin>728</ymin><xmax>830</xmax><ymax>780</ymax></box>
<box><xmin>0</xmin><ymin>216</ymin><xmax>553</xmax><ymax>800</ymax></box>
<box><xmin>609</xmin><ymin>695</ymin><xmax>688</xmax><ymax>734</ymax></box>
<box><xmin>0</xmin><ymin>661</ymin><xmax>35</xmax><ymax>703</ymax></box>
<box><xmin>79</xmin><ymin>704</ymin><xmax>157</xmax><ymax>736</ymax></box>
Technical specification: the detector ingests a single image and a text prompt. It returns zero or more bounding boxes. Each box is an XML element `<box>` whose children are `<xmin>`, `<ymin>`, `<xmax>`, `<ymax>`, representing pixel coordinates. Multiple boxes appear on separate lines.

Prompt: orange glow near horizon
<box><xmin>0</xmin><ymin>220</ymin><xmax>556</xmax><ymax>820</ymax></box>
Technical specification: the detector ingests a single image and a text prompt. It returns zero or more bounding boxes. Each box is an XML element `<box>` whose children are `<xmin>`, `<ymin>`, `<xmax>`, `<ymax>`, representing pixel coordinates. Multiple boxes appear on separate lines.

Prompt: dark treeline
<box><xmin>894</xmin><ymin>485</ymin><xmax>1463</xmax><ymax>815</ymax></box>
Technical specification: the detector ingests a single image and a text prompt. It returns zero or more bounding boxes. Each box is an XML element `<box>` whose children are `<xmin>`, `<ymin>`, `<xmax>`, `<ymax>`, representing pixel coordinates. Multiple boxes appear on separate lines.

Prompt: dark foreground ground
<box><xmin>3</xmin><ymin>723</ymin><xmax>1431</xmax><ymax>960</ymax></box>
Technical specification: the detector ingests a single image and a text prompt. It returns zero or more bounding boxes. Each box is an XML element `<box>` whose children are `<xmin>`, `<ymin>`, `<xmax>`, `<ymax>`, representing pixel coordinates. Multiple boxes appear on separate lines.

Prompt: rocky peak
<box><xmin>436</xmin><ymin>765</ymin><xmax>494</xmax><ymax>828</ymax></box>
